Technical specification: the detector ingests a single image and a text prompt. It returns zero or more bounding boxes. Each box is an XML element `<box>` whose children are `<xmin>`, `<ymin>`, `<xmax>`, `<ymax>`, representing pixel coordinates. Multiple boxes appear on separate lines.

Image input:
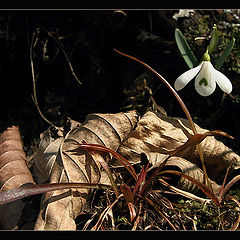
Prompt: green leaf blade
<box><xmin>175</xmin><ymin>28</ymin><xmax>198</xmax><ymax>69</ymax></box>
<box><xmin>215</xmin><ymin>37</ymin><xmax>235</xmax><ymax>70</ymax></box>
<box><xmin>207</xmin><ymin>24</ymin><xmax>218</xmax><ymax>55</ymax></box>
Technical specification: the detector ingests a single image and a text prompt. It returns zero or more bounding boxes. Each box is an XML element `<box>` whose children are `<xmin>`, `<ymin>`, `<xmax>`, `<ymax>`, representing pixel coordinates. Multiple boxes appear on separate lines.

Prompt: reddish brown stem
<box><xmin>113</xmin><ymin>49</ymin><xmax>211</xmax><ymax>190</ymax></box>
<box><xmin>0</xmin><ymin>182</ymin><xmax>111</xmax><ymax>205</ymax></box>
<box><xmin>77</xmin><ymin>143</ymin><xmax>138</xmax><ymax>181</ymax></box>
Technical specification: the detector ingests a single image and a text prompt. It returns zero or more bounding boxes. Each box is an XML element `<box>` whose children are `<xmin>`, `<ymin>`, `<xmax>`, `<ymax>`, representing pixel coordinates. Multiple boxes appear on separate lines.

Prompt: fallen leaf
<box><xmin>169</xmin><ymin>130</ymin><xmax>234</xmax><ymax>157</ymax></box>
<box><xmin>33</xmin><ymin>119</ymin><xmax>80</xmax><ymax>184</ymax></box>
<box><xmin>0</xmin><ymin>126</ymin><xmax>35</xmax><ymax>229</ymax></box>
<box><xmin>34</xmin><ymin>110</ymin><xmax>139</xmax><ymax>230</ymax></box>
<box><xmin>162</xmin><ymin>156</ymin><xmax>221</xmax><ymax>195</ymax></box>
<box><xmin>116</xmin><ymin>111</ymin><xmax>240</xmax><ymax>183</ymax></box>
<box><xmin>33</xmin><ymin>130</ymin><xmax>63</xmax><ymax>184</ymax></box>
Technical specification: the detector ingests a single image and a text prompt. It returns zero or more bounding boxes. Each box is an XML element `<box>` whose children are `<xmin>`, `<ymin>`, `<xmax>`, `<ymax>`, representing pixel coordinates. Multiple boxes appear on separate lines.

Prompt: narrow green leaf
<box><xmin>175</xmin><ymin>28</ymin><xmax>198</xmax><ymax>69</ymax></box>
<box><xmin>215</xmin><ymin>37</ymin><xmax>235</xmax><ymax>70</ymax></box>
<box><xmin>207</xmin><ymin>24</ymin><xmax>218</xmax><ymax>55</ymax></box>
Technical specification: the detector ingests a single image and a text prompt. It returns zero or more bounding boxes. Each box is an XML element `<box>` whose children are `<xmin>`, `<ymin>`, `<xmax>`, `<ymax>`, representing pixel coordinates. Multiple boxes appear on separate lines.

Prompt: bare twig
<box><xmin>41</xmin><ymin>27</ymin><xmax>82</xmax><ymax>86</ymax></box>
<box><xmin>30</xmin><ymin>28</ymin><xmax>60</xmax><ymax>128</ymax></box>
<box><xmin>30</xmin><ymin>27</ymin><xmax>83</xmax><ymax>128</ymax></box>
<box><xmin>91</xmin><ymin>193</ymin><xmax>123</xmax><ymax>230</ymax></box>
<box><xmin>145</xmin><ymin>196</ymin><xmax>177</xmax><ymax>230</ymax></box>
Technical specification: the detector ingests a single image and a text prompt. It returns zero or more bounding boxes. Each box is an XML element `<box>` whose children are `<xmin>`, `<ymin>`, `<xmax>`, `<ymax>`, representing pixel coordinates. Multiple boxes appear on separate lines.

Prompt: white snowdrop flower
<box><xmin>174</xmin><ymin>60</ymin><xmax>232</xmax><ymax>96</ymax></box>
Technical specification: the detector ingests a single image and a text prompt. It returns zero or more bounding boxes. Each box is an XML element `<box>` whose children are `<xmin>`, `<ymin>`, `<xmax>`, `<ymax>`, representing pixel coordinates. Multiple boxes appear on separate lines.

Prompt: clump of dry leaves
<box><xmin>0</xmin><ymin>110</ymin><xmax>240</xmax><ymax>230</ymax></box>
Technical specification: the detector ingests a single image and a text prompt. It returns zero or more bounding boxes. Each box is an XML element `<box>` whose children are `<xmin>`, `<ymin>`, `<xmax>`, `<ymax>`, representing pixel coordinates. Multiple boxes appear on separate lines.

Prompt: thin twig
<box><xmin>30</xmin><ymin>28</ymin><xmax>60</xmax><ymax>128</ymax></box>
<box><xmin>132</xmin><ymin>200</ymin><xmax>143</xmax><ymax>230</ymax></box>
<box><xmin>40</xmin><ymin>27</ymin><xmax>82</xmax><ymax>86</ymax></box>
<box><xmin>30</xmin><ymin>26</ymin><xmax>83</xmax><ymax>128</ymax></box>
<box><xmin>91</xmin><ymin>193</ymin><xmax>123</xmax><ymax>230</ymax></box>
<box><xmin>145</xmin><ymin>196</ymin><xmax>177</xmax><ymax>230</ymax></box>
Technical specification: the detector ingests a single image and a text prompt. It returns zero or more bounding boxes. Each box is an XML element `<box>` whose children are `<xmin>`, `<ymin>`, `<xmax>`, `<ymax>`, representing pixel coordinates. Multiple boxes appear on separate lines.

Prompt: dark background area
<box><xmin>0</xmin><ymin>10</ymin><xmax>239</xmax><ymax>157</ymax></box>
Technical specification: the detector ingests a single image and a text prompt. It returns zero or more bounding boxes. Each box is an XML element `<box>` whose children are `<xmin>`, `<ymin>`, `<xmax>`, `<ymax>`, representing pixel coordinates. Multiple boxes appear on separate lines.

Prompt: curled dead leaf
<box><xmin>0</xmin><ymin>126</ymin><xmax>35</xmax><ymax>229</ymax></box>
<box><xmin>162</xmin><ymin>156</ymin><xmax>221</xmax><ymax>195</ymax></box>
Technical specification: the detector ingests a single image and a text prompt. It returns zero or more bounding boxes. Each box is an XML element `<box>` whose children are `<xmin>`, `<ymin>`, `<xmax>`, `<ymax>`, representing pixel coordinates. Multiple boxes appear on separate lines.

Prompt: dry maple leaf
<box><xmin>0</xmin><ymin>126</ymin><xmax>35</xmax><ymax>229</ymax></box>
<box><xmin>34</xmin><ymin>110</ymin><xmax>139</xmax><ymax>230</ymax></box>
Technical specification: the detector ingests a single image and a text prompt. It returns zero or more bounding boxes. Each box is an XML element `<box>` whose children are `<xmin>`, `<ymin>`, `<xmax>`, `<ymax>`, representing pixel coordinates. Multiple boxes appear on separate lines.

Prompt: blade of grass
<box><xmin>91</xmin><ymin>193</ymin><xmax>123</xmax><ymax>230</ymax></box>
<box><xmin>207</xmin><ymin>24</ymin><xmax>218</xmax><ymax>55</ymax></box>
<box><xmin>127</xmin><ymin>202</ymin><xmax>137</xmax><ymax>223</ymax></box>
<box><xmin>218</xmin><ymin>159</ymin><xmax>234</xmax><ymax>200</ymax></box>
<box><xmin>120</xmin><ymin>184</ymin><xmax>134</xmax><ymax>203</ymax></box>
<box><xmin>220</xmin><ymin>175</ymin><xmax>240</xmax><ymax>198</ymax></box>
<box><xmin>120</xmin><ymin>184</ymin><xmax>137</xmax><ymax>222</ymax></box>
<box><xmin>145</xmin><ymin>196</ymin><xmax>177</xmax><ymax>230</ymax></box>
<box><xmin>133</xmin><ymin>162</ymin><xmax>149</xmax><ymax>196</ymax></box>
<box><xmin>175</xmin><ymin>28</ymin><xmax>198</xmax><ymax>69</ymax></box>
<box><xmin>158</xmin><ymin>178</ymin><xmax>211</xmax><ymax>204</ymax></box>
<box><xmin>169</xmin><ymin>130</ymin><xmax>234</xmax><ymax>157</ymax></box>
<box><xmin>132</xmin><ymin>200</ymin><xmax>143</xmax><ymax>230</ymax></box>
<box><xmin>215</xmin><ymin>37</ymin><xmax>235</xmax><ymax>70</ymax></box>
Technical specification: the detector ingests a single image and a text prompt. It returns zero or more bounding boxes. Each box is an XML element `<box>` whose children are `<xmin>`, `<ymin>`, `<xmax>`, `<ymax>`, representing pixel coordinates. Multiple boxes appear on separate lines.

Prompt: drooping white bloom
<box><xmin>174</xmin><ymin>61</ymin><xmax>232</xmax><ymax>96</ymax></box>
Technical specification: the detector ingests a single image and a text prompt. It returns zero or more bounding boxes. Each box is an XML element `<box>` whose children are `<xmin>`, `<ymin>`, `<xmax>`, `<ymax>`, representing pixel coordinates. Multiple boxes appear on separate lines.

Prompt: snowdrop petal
<box><xmin>194</xmin><ymin>61</ymin><xmax>216</xmax><ymax>96</ymax></box>
<box><xmin>174</xmin><ymin>62</ymin><xmax>203</xmax><ymax>90</ymax></box>
<box><xmin>211</xmin><ymin>66</ymin><xmax>232</xmax><ymax>94</ymax></box>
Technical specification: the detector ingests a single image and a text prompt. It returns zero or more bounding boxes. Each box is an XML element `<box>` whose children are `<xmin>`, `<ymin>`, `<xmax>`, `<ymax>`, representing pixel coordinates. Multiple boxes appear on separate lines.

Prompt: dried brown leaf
<box><xmin>116</xmin><ymin>111</ymin><xmax>240</xmax><ymax>183</ymax></box>
<box><xmin>169</xmin><ymin>130</ymin><xmax>234</xmax><ymax>157</ymax></box>
<box><xmin>33</xmin><ymin>119</ymin><xmax>80</xmax><ymax>184</ymax></box>
<box><xmin>162</xmin><ymin>157</ymin><xmax>221</xmax><ymax>194</ymax></box>
<box><xmin>34</xmin><ymin>111</ymin><xmax>138</xmax><ymax>230</ymax></box>
<box><xmin>0</xmin><ymin>126</ymin><xmax>35</xmax><ymax>229</ymax></box>
<box><xmin>33</xmin><ymin>131</ymin><xmax>64</xmax><ymax>184</ymax></box>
